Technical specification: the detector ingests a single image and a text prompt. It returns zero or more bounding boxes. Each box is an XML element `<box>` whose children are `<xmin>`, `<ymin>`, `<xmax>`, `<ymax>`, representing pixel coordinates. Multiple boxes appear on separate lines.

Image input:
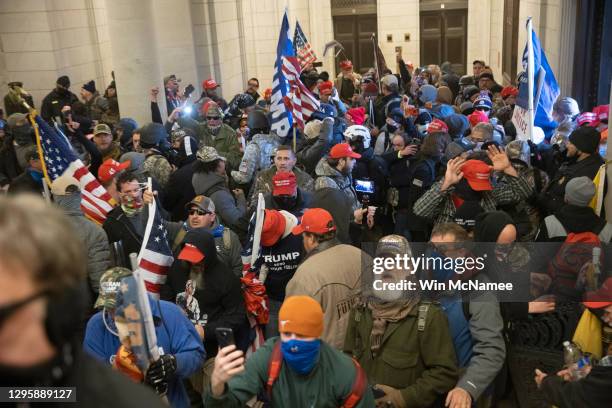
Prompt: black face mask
<box><xmin>0</xmin><ymin>291</ymin><xmax>46</xmax><ymax>332</ymax></box>
<box><xmin>12</xmin><ymin>125</ymin><xmax>33</xmax><ymax>145</ymax></box>
<box><xmin>274</xmin><ymin>195</ymin><xmax>298</xmax><ymax>210</ymax></box>
<box><xmin>386</xmin><ymin>125</ymin><xmax>398</xmax><ymax>134</ymax></box>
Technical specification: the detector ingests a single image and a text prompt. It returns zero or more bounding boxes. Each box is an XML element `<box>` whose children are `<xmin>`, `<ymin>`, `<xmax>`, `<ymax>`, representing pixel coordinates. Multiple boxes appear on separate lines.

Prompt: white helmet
<box><xmin>344</xmin><ymin>125</ymin><xmax>371</xmax><ymax>149</ymax></box>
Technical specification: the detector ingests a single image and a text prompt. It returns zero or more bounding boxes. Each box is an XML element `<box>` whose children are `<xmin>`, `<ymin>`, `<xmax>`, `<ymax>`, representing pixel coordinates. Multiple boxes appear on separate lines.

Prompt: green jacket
<box><xmin>205</xmin><ymin>337</ymin><xmax>374</xmax><ymax>407</ymax></box>
<box><xmin>344</xmin><ymin>302</ymin><xmax>459</xmax><ymax>408</ymax></box>
<box><xmin>198</xmin><ymin>123</ymin><xmax>243</xmax><ymax>170</ymax></box>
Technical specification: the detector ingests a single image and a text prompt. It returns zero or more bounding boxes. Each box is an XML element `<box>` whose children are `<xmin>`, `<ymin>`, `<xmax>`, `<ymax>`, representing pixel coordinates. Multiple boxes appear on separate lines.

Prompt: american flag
<box><xmin>281</xmin><ymin>56</ymin><xmax>320</xmax><ymax>130</ymax></box>
<box><xmin>293</xmin><ymin>21</ymin><xmax>317</xmax><ymax>70</ymax></box>
<box><xmin>33</xmin><ymin>115</ymin><xmax>114</xmax><ymax>224</ymax></box>
<box><xmin>136</xmin><ymin>198</ymin><xmax>174</xmax><ymax>297</ymax></box>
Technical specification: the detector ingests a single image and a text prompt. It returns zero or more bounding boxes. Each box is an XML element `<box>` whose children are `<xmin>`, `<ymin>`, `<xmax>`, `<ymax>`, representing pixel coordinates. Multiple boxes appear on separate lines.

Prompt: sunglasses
<box><xmin>189</xmin><ymin>209</ymin><xmax>211</xmax><ymax>216</ymax></box>
<box><xmin>206</xmin><ymin>116</ymin><xmax>221</xmax><ymax>121</ymax></box>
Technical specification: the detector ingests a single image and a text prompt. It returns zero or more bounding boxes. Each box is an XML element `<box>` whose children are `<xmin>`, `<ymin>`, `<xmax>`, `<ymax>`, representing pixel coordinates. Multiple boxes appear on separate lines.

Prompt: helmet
<box><xmin>247</xmin><ymin>109</ymin><xmax>270</xmax><ymax>131</ymax></box>
<box><xmin>344</xmin><ymin>125</ymin><xmax>371</xmax><ymax>149</ymax></box>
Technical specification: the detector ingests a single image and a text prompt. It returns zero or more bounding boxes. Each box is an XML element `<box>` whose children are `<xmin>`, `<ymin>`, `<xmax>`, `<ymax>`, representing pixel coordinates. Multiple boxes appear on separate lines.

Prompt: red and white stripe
<box><xmin>281</xmin><ymin>56</ymin><xmax>320</xmax><ymax>130</ymax></box>
<box><xmin>297</xmin><ymin>44</ymin><xmax>316</xmax><ymax>70</ymax></box>
<box><xmin>65</xmin><ymin>160</ymin><xmax>114</xmax><ymax>224</ymax></box>
<box><xmin>139</xmin><ymin>248</ymin><xmax>173</xmax><ymax>295</ymax></box>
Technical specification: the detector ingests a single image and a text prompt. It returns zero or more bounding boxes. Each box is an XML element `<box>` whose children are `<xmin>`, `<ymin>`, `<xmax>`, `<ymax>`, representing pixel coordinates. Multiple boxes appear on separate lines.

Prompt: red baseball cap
<box><xmin>98</xmin><ymin>159</ymin><xmax>130</xmax><ymax>183</ymax></box>
<box><xmin>202</xmin><ymin>78</ymin><xmax>220</xmax><ymax>90</ymax></box>
<box><xmin>592</xmin><ymin>104</ymin><xmax>609</xmax><ymax>126</ymax></box>
<box><xmin>339</xmin><ymin>60</ymin><xmax>353</xmax><ymax>70</ymax></box>
<box><xmin>261</xmin><ymin>209</ymin><xmax>287</xmax><ymax>247</ymax></box>
<box><xmin>178</xmin><ymin>243</ymin><xmax>205</xmax><ymax>264</ymax></box>
<box><xmin>468</xmin><ymin>110</ymin><xmax>489</xmax><ymax>127</ymax></box>
<box><xmin>427</xmin><ymin>119</ymin><xmax>449</xmax><ymax>134</ymax></box>
<box><xmin>583</xmin><ymin>277</ymin><xmax>612</xmax><ymax>309</ymax></box>
<box><xmin>272</xmin><ymin>171</ymin><xmax>297</xmax><ymax>196</ymax></box>
<box><xmin>329</xmin><ymin>143</ymin><xmax>361</xmax><ymax>159</ymax></box>
<box><xmin>347</xmin><ymin>107</ymin><xmax>366</xmax><ymax>125</ymax></box>
<box><xmin>318</xmin><ymin>81</ymin><xmax>333</xmax><ymax>96</ymax></box>
<box><xmin>461</xmin><ymin>160</ymin><xmax>492</xmax><ymax>191</ymax></box>
<box><xmin>292</xmin><ymin>208</ymin><xmax>336</xmax><ymax>235</ymax></box>
<box><xmin>501</xmin><ymin>86</ymin><xmax>519</xmax><ymax>99</ymax></box>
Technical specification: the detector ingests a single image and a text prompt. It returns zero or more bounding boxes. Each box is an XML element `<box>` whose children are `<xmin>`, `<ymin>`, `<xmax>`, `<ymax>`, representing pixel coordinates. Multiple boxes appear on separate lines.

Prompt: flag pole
<box><xmin>372</xmin><ymin>33</ymin><xmax>382</xmax><ymax>91</ymax></box>
<box><xmin>292</xmin><ymin>125</ymin><xmax>297</xmax><ymax>151</ymax></box>
<box><xmin>527</xmin><ymin>17</ymin><xmax>535</xmax><ymax>142</ymax></box>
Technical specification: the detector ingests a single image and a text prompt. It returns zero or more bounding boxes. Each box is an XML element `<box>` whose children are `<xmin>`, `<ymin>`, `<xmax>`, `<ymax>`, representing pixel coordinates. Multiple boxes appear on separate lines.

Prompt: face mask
<box><xmin>281</xmin><ymin>338</ymin><xmax>321</xmax><ymax>375</ymax></box>
<box><xmin>274</xmin><ymin>195</ymin><xmax>297</xmax><ymax>210</ymax></box>
<box><xmin>12</xmin><ymin>125</ymin><xmax>33</xmax><ymax>145</ymax></box>
<box><xmin>121</xmin><ymin>195</ymin><xmax>143</xmax><ymax>216</ymax></box>
<box><xmin>417</xmin><ymin>124</ymin><xmax>428</xmax><ymax>134</ymax></box>
<box><xmin>0</xmin><ymin>292</ymin><xmax>46</xmax><ymax>331</ymax></box>
<box><xmin>373</xmin><ymin>280</ymin><xmax>404</xmax><ymax>302</ymax></box>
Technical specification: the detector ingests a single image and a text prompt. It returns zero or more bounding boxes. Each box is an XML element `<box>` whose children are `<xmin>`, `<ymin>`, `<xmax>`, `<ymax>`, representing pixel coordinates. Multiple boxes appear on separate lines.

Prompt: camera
<box><xmin>184</xmin><ymin>84</ymin><xmax>195</xmax><ymax>98</ymax></box>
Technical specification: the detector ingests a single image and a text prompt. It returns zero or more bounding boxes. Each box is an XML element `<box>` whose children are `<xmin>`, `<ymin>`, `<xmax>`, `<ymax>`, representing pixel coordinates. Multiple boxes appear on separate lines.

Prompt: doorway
<box><xmin>419</xmin><ymin>8</ymin><xmax>468</xmax><ymax>75</ymax></box>
<box><xmin>332</xmin><ymin>14</ymin><xmax>378</xmax><ymax>74</ymax></box>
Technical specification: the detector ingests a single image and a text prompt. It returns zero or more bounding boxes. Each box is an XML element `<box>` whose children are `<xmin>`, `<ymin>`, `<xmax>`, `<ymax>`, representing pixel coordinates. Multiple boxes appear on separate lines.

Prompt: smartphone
<box><xmin>371</xmin><ymin>386</ymin><xmax>386</xmax><ymax>399</ymax></box>
<box><xmin>215</xmin><ymin>327</ymin><xmax>235</xmax><ymax>348</ymax></box>
<box><xmin>355</xmin><ymin>179</ymin><xmax>375</xmax><ymax>194</ymax></box>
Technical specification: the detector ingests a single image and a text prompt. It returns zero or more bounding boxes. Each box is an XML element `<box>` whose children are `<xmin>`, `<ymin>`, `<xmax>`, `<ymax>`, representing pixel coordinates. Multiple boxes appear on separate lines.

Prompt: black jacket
<box><xmin>263</xmin><ymin>189</ymin><xmax>311</xmax><ymax>218</ymax></box>
<box><xmin>41</xmin><ymin>88</ymin><xmax>79</xmax><ymax>122</ymax></box>
<box><xmin>8</xmin><ymin>170</ymin><xmax>43</xmax><ymax>195</ymax></box>
<box><xmin>374</xmin><ymin>92</ymin><xmax>401</xmax><ymax>129</ymax></box>
<box><xmin>102</xmin><ymin>206</ymin><xmax>145</xmax><ymax>267</ymax></box>
<box><xmin>0</xmin><ymin>137</ymin><xmax>23</xmax><ymax>186</ymax></box>
<box><xmin>540</xmin><ymin>365</ymin><xmax>612</xmax><ymax>408</ymax></box>
<box><xmin>310</xmin><ymin>187</ymin><xmax>352</xmax><ymax>245</ymax></box>
<box><xmin>351</xmin><ymin>147</ymin><xmax>388</xmax><ymax>207</ymax></box>
<box><xmin>161</xmin><ymin>230</ymin><xmax>248</xmax><ymax>356</ymax></box>
<box><xmin>539</xmin><ymin>154</ymin><xmax>604</xmax><ymax>215</ymax></box>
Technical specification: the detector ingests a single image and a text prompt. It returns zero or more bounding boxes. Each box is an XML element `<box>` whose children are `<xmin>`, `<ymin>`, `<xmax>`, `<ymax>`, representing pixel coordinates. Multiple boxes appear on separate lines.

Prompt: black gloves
<box><xmin>145</xmin><ymin>354</ymin><xmax>177</xmax><ymax>395</ymax></box>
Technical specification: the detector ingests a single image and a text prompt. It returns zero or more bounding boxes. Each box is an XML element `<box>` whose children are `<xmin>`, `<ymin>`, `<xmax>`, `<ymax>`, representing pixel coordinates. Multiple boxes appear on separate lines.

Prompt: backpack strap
<box><xmin>222</xmin><ymin>227</ymin><xmax>232</xmax><ymax>251</ymax></box>
<box><xmin>265</xmin><ymin>341</ymin><xmax>283</xmax><ymax>400</ymax></box>
<box><xmin>417</xmin><ymin>302</ymin><xmax>430</xmax><ymax>332</ymax></box>
<box><xmin>342</xmin><ymin>359</ymin><xmax>367</xmax><ymax>408</ymax></box>
<box><xmin>544</xmin><ymin>215</ymin><xmax>567</xmax><ymax>239</ymax></box>
<box><xmin>598</xmin><ymin>223</ymin><xmax>612</xmax><ymax>243</ymax></box>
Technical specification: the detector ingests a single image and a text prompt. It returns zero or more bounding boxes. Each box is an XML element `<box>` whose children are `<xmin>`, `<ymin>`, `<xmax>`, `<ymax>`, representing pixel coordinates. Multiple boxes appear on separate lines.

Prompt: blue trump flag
<box><xmin>270</xmin><ymin>11</ymin><xmax>295</xmax><ymax>138</ymax></box>
<box><xmin>516</xmin><ymin>25</ymin><xmax>560</xmax><ymax>136</ymax></box>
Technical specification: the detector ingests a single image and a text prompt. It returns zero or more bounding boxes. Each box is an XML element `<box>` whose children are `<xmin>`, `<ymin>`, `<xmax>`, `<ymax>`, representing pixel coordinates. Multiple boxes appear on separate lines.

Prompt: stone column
<box><xmin>106</xmin><ymin>0</ymin><xmax>163</xmax><ymax>124</ymax></box>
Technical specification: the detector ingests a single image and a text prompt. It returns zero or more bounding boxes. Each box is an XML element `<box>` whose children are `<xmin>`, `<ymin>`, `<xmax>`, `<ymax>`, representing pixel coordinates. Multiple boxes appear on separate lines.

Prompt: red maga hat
<box><xmin>292</xmin><ymin>208</ymin><xmax>336</xmax><ymax>235</ymax></box>
<box><xmin>461</xmin><ymin>160</ymin><xmax>492</xmax><ymax>191</ymax></box>
<box><xmin>329</xmin><ymin>143</ymin><xmax>361</xmax><ymax>159</ymax></box>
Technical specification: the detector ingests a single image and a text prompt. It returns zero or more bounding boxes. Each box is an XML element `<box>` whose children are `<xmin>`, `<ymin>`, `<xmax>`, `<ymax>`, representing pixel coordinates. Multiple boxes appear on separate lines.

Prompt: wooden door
<box><xmin>333</xmin><ymin>14</ymin><xmax>378</xmax><ymax>74</ymax></box>
<box><xmin>420</xmin><ymin>9</ymin><xmax>467</xmax><ymax>75</ymax></box>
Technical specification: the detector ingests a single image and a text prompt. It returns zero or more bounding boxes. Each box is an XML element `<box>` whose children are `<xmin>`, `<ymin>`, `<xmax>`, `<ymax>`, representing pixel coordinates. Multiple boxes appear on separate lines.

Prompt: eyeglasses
<box><xmin>189</xmin><ymin>209</ymin><xmax>211</xmax><ymax>216</ymax></box>
<box><xmin>206</xmin><ymin>116</ymin><xmax>221</xmax><ymax>121</ymax></box>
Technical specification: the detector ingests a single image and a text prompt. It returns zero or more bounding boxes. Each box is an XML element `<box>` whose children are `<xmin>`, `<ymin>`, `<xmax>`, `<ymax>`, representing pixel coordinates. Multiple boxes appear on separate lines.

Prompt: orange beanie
<box><xmin>278</xmin><ymin>296</ymin><xmax>324</xmax><ymax>338</ymax></box>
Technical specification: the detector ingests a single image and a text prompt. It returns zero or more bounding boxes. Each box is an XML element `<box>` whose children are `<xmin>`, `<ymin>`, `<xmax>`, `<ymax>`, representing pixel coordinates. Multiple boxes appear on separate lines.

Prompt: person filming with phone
<box><xmin>206</xmin><ymin>296</ymin><xmax>374</xmax><ymax>407</ymax></box>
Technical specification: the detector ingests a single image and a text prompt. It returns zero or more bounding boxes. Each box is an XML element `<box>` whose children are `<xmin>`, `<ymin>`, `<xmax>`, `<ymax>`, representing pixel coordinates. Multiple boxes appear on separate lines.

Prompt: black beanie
<box><xmin>57</xmin><ymin>75</ymin><xmax>70</xmax><ymax>88</ymax></box>
<box><xmin>473</xmin><ymin>211</ymin><xmax>514</xmax><ymax>242</ymax></box>
<box><xmin>569</xmin><ymin>126</ymin><xmax>601</xmax><ymax>154</ymax></box>
<box><xmin>82</xmin><ymin>80</ymin><xmax>96</xmax><ymax>94</ymax></box>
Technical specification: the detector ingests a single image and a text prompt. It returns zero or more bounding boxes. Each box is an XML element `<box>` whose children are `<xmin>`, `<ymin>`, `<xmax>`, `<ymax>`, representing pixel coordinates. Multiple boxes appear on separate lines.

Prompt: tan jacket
<box><xmin>285</xmin><ymin>240</ymin><xmax>371</xmax><ymax>349</ymax></box>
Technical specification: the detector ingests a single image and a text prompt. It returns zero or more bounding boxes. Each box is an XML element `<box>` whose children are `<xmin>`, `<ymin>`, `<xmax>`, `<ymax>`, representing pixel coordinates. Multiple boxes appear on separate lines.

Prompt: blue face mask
<box><xmin>281</xmin><ymin>339</ymin><xmax>321</xmax><ymax>375</ymax></box>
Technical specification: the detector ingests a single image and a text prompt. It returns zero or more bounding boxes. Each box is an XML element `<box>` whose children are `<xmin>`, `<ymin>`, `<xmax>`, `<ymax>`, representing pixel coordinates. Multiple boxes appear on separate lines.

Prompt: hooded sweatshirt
<box><xmin>192</xmin><ymin>171</ymin><xmax>246</xmax><ymax>230</ymax></box>
<box><xmin>314</xmin><ymin>158</ymin><xmax>360</xmax><ymax>212</ymax></box>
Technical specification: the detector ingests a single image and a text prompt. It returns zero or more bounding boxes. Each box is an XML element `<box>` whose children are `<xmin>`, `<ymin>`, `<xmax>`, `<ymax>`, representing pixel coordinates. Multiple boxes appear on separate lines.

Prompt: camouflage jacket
<box><xmin>231</xmin><ymin>132</ymin><xmax>281</xmax><ymax>185</ymax></box>
<box><xmin>85</xmin><ymin>92</ymin><xmax>109</xmax><ymax>121</ymax></box>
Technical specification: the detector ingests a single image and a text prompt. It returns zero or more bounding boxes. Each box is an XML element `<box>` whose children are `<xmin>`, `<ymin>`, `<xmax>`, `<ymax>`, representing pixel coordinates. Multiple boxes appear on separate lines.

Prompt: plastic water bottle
<box><xmin>563</xmin><ymin>341</ymin><xmax>590</xmax><ymax>380</ymax></box>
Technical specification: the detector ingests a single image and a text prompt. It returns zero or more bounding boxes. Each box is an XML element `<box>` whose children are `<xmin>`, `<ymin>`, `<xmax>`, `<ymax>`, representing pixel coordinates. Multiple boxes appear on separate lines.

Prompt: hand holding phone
<box><xmin>215</xmin><ymin>327</ymin><xmax>235</xmax><ymax>348</ymax></box>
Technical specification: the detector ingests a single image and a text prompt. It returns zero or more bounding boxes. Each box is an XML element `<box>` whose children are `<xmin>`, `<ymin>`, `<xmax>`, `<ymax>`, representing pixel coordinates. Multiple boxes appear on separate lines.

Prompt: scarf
<box><xmin>367</xmin><ymin>298</ymin><xmax>419</xmax><ymax>354</ymax></box>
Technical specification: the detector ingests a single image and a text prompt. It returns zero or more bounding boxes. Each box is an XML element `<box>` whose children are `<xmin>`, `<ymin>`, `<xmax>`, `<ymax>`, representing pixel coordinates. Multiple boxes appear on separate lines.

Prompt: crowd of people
<box><xmin>0</xmin><ymin>55</ymin><xmax>611</xmax><ymax>408</ymax></box>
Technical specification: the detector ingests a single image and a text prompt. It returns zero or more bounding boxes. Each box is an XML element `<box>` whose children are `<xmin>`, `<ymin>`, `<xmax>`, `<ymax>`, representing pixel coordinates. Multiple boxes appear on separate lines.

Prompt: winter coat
<box><xmin>374</xmin><ymin>92</ymin><xmax>402</xmax><ymax>129</ymax></box>
<box><xmin>161</xmin><ymin>230</ymin><xmax>248</xmax><ymax>356</ymax></box>
<box><xmin>191</xmin><ymin>171</ymin><xmax>246</xmax><ymax>231</ymax></box>
<box><xmin>310</xmin><ymin>187</ymin><xmax>352</xmax><ymax>244</ymax></box>
<box><xmin>285</xmin><ymin>240</ymin><xmax>370</xmax><ymax>349</ymax></box>
<box><xmin>296</xmin><ymin>117</ymin><xmax>334</xmax><ymax>175</ymax></box>
<box><xmin>231</xmin><ymin>132</ymin><xmax>281</xmax><ymax>185</ymax></box>
<box><xmin>84</xmin><ymin>296</ymin><xmax>205</xmax><ymax>408</ymax></box>
<box><xmin>248</xmin><ymin>165</ymin><xmax>314</xmax><ymax>211</ymax></box>
<box><xmin>0</xmin><ymin>137</ymin><xmax>23</xmax><ymax>186</ymax></box>
<box><xmin>413</xmin><ymin>175</ymin><xmax>533</xmax><ymax>226</ymax></box>
<box><xmin>193</xmin><ymin>122</ymin><xmax>243</xmax><ymax>170</ymax></box>
<box><xmin>314</xmin><ymin>158</ymin><xmax>360</xmax><ymax>212</ymax></box>
<box><xmin>539</xmin><ymin>154</ymin><xmax>604</xmax><ymax>215</ymax></box>
<box><xmin>344</xmin><ymin>301</ymin><xmax>459</xmax><ymax>407</ymax></box>
<box><xmin>55</xmin><ymin>194</ymin><xmax>110</xmax><ymax>294</ymax></box>
<box><xmin>41</xmin><ymin>88</ymin><xmax>80</xmax><ymax>122</ymax></box>
<box><xmin>263</xmin><ymin>189</ymin><xmax>311</xmax><ymax>218</ymax></box>
<box><xmin>335</xmin><ymin>72</ymin><xmax>362</xmax><ymax>103</ymax></box>
<box><xmin>204</xmin><ymin>337</ymin><xmax>374</xmax><ymax>407</ymax></box>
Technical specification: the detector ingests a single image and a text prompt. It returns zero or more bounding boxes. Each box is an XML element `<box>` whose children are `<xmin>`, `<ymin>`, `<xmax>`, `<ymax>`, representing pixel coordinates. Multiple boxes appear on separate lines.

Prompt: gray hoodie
<box><xmin>192</xmin><ymin>171</ymin><xmax>246</xmax><ymax>230</ymax></box>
